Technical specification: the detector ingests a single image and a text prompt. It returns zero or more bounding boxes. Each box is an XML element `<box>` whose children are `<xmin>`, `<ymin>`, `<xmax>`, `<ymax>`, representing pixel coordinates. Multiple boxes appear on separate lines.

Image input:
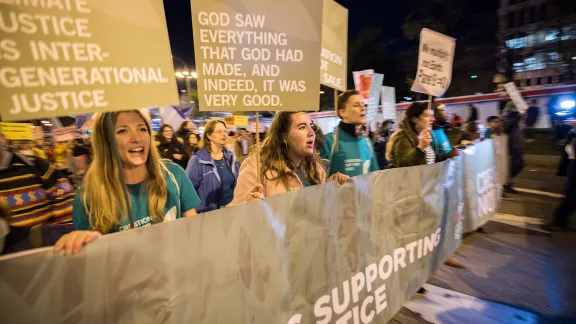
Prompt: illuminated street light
<box><xmin>175</xmin><ymin>72</ymin><xmax>184</xmax><ymax>78</ymax></box>
<box><xmin>191</xmin><ymin>71</ymin><xmax>198</xmax><ymax>78</ymax></box>
<box><xmin>182</xmin><ymin>71</ymin><xmax>190</xmax><ymax>76</ymax></box>
<box><xmin>320</xmin><ymin>91</ymin><xmax>325</xmax><ymax>94</ymax></box>
<box><xmin>180</xmin><ymin>89</ymin><xmax>186</xmax><ymax>93</ymax></box>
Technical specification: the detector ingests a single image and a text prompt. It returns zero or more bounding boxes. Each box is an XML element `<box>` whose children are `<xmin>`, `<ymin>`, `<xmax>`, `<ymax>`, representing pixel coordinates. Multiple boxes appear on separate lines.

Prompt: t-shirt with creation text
<box><xmin>72</xmin><ymin>162</ymin><xmax>200</xmax><ymax>233</ymax></box>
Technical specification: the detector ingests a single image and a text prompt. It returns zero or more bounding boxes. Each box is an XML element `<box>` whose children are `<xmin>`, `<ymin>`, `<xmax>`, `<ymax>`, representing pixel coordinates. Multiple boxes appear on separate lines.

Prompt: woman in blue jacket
<box><xmin>186</xmin><ymin>120</ymin><xmax>239</xmax><ymax>213</ymax></box>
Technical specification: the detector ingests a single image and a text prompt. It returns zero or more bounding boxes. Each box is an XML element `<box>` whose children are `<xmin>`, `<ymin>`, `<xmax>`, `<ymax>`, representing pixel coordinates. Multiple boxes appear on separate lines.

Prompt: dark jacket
<box><xmin>374</xmin><ymin>130</ymin><xmax>391</xmax><ymax>170</ymax></box>
<box><xmin>186</xmin><ymin>149</ymin><xmax>239</xmax><ymax>213</ymax></box>
<box><xmin>503</xmin><ymin>111</ymin><xmax>524</xmax><ymax>155</ymax></box>
<box><xmin>386</xmin><ymin>118</ymin><xmax>426</xmax><ymax>168</ymax></box>
<box><xmin>157</xmin><ymin>137</ymin><xmax>188</xmax><ymax>169</ymax></box>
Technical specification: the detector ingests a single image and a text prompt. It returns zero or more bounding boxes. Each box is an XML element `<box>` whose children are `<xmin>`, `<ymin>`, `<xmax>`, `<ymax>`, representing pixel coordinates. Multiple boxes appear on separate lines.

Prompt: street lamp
<box><xmin>172</xmin><ymin>55</ymin><xmax>196</xmax><ymax>112</ymax></box>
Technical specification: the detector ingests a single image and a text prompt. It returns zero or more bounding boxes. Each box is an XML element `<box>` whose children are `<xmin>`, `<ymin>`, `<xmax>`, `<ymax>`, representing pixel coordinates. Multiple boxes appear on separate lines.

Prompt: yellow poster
<box><xmin>225</xmin><ymin>115</ymin><xmax>249</xmax><ymax>126</ymax></box>
<box><xmin>191</xmin><ymin>0</ymin><xmax>323</xmax><ymax>112</ymax></box>
<box><xmin>320</xmin><ymin>0</ymin><xmax>348</xmax><ymax>91</ymax></box>
<box><xmin>0</xmin><ymin>0</ymin><xmax>178</xmax><ymax>122</ymax></box>
<box><xmin>0</xmin><ymin>122</ymin><xmax>34</xmax><ymax>140</ymax></box>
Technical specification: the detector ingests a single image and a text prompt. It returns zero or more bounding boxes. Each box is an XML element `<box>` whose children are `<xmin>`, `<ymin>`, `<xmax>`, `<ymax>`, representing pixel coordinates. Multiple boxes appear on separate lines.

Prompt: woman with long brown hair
<box><xmin>232</xmin><ymin>111</ymin><xmax>347</xmax><ymax>204</ymax></box>
<box><xmin>54</xmin><ymin>110</ymin><xmax>200</xmax><ymax>255</ymax></box>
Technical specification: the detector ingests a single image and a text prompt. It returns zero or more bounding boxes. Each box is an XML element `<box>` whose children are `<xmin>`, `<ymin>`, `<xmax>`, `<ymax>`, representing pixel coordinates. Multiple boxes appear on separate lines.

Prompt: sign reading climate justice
<box><xmin>0</xmin><ymin>0</ymin><xmax>178</xmax><ymax>122</ymax></box>
<box><xmin>411</xmin><ymin>28</ymin><xmax>455</xmax><ymax>97</ymax></box>
<box><xmin>190</xmin><ymin>0</ymin><xmax>323</xmax><ymax>112</ymax></box>
<box><xmin>320</xmin><ymin>0</ymin><xmax>347</xmax><ymax>92</ymax></box>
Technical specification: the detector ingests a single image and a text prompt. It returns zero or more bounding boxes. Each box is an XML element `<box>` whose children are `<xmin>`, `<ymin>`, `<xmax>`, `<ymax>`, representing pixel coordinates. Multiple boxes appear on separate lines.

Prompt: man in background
<box><xmin>525</xmin><ymin>99</ymin><xmax>540</xmax><ymax>141</ymax></box>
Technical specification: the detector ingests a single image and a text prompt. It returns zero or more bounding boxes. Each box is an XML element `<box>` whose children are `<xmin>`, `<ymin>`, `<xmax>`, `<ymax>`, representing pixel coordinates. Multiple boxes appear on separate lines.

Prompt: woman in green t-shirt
<box><xmin>54</xmin><ymin>110</ymin><xmax>200</xmax><ymax>255</ymax></box>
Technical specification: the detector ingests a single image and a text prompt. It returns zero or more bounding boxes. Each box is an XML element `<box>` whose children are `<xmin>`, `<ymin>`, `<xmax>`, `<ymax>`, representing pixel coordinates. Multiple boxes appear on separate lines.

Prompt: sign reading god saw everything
<box><xmin>190</xmin><ymin>0</ymin><xmax>323</xmax><ymax>112</ymax></box>
<box><xmin>411</xmin><ymin>28</ymin><xmax>455</xmax><ymax>98</ymax></box>
<box><xmin>0</xmin><ymin>0</ymin><xmax>178</xmax><ymax>122</ymax></box>
<box><xmin>320</xmin><ymin>0</ymin><xmax>347</xmax><ymax>92</ymax></box>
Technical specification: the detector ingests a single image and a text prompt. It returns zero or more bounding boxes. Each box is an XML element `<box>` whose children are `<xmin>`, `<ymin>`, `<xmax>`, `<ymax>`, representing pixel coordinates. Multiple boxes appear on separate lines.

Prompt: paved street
<box><xmin>390</xmin><ymin>166</ymin><xmax>576</xmax><ymax>324</ymax></box>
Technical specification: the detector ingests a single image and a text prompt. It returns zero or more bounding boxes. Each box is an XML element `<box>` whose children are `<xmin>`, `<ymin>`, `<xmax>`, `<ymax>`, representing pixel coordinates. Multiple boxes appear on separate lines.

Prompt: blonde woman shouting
<box><xmin>54</xmin><ymin>110</ymin><xmax>200</xmax><ymax>255</ymax></box>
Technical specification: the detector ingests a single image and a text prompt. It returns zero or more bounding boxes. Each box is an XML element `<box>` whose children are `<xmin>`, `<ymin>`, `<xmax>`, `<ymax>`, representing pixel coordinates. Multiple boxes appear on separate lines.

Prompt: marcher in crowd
<box><xmin>431</xmin><ymin>104</ymin><xmax>459</xmax><ymax>163</ymax></box>
<box><xmin>451</xmin><ymin>114</ymin><xmax>463</xmax><ymax>130</ymax></box>
<box><xmin>33</xmin><ymin>138</ymin><xmax>48</xmax><ymax>160</ymax></box>
<box><xmin>502</xmin><ymin>101</ymin><xmax>525</xmax><ymax>194</ymax></box>
<box><xmin>386</xmin><ymin>102</ymin><xmax>435</xmax><ymax>168</ymax></box>
<box><xmin>544</xmin><ymin>119</ymin><xmax>576</xmax><ymax>231</ymax></box>
<box><xmin>53</xmin><ymin>140</ymin><xmax>71</xmax><ymax>171</ymax></box>
<box><xmin>235</xmin><ymin>128</ymin><xmax>252</xmax><ymax>165</ymax></box>
<box><xmin>54</xmin><ymin>110</ymin><xmax>200</xmax><ymax>255</ymax></box>
<box><xmin>156</xmin><ymin>124</ymin><xmax>188</xmax><ymax>169</ymax></box>
<box><xmin>525</xmin><ymin>99</ymin><xmax>540</xmax><ymax>140</ymax></box>
<box><xmin>320</xmin><ymin>90</ymin><xmax>379</xmax><ymax>177</ymax></box>
<box><xmin>232</xmin><ymin>112</ymin><xmax>348</xmax><ymax>205</ymax></box>
<box><xmin>484</xmin><ymin>116</ymin><xmax>502</xmax><ymax>139</ymax></box>
<box><xmin>373</xmin><ymin>120</ymin><xmax>394</xmax><ymax>170</ymax></box>
<box><xmin>0</xmin><ymin>133</ymin><xmax>75</xmax><ymax>254</ymax></box>
<box><xmin>176</xmin><ymin>120</ymin><xmax>196</xmax><ymax>143</ymax></box>
<box><xmin>186</xmin><ymin>132</ymin><xmax>200</xmax><ymax>157</ymax></box>
<box><xmin>186</xmin><ymin>120</ymin><xmax>239</xmax><ymax>213</ymax></box>
<box><xmin>466</xmin><ymin>105</ymin><xmax>486</xmax><ymax>139</ymax></box>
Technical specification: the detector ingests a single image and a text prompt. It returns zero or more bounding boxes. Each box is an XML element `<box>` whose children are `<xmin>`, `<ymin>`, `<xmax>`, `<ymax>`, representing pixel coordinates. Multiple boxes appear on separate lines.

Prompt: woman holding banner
<box><xmin>386</xmin><ymin>102</ymin><xmax>436</xmax><ymax>168</ymax></box>
<box><xmin>232</xmin><ymin>112</ymin><xmax>348</xmax><ymax>204</ymax></box>
<box><xmin>186</xmin><ymin>120</ymin><xmax>239</xmax><ymax>213</ymax></box>
<box><xmin>54</xmin><ymin>110</ymin><xmax>200</xmax><ymax>255</ymax></box>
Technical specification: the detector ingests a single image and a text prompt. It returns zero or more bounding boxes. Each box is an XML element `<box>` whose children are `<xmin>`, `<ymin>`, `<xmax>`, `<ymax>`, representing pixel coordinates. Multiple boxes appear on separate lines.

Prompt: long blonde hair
<box><xmin>82</xmin><ymin>110</ymin><xmax>168</xmax><ymax>233</ymax></box>
<box><xmin>252</xmin><ymin>111</ymin><xmax>322</xmax><ymax>190</ymax></box>
<box><xmin>200</xmin><ymin>119</ymin><xmax>227</xmax><ymax>153</ymax></box>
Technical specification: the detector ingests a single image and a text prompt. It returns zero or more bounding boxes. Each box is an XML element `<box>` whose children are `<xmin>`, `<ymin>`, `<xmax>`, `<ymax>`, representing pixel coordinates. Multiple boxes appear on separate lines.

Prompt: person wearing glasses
<box><xmin>186</xmin><ymin>120</ymin><xmax>239</xmax><ymax>213</ymax></box>
<box><xmin>320</xmin><ymin>90</ymin><xmax>379</xmax><ymax>177</ymax></box>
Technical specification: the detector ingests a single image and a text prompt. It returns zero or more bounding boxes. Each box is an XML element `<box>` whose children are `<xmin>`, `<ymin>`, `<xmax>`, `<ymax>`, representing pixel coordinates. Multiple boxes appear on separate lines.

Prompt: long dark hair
<box><xmin>403</xmin><ymin>102</ymin><xmax>429</xmax><ymax>133</ymax></box>
<box><xmin>157</xmin><ymin>124</ymin><xmax>176</xmax><ymax>144</ymax></box>
<box><xmin>186</xmin><ymin>132</ymin><xmax>200</xmax><ymax>156</ymax></box>
<box><xmin>176</xmin><ymin>120</ymin><xmax>193</xmax><ymax>137</ymax></box>
<box><xmin>251</xmin><ymin>112</ymin><xmax>322</xmax><ymax>189</ymax></box>
<box><xmin>467</xmin><ymin>105</ymin><xmax>479</xmax><ymax>123</ymax></box>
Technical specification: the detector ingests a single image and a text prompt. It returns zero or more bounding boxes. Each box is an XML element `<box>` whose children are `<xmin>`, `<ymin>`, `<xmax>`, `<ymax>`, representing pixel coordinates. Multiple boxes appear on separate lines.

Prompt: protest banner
<box><xmin>492</xmin><ymin>135</ymin><xmax>509</xmax><ymax>187</ymax></box>
<box><xmin>353</xmin><ymin>69</ymin><xmax>374</xmax><ymax>101</ymax></box>
<box><xmin>190</xmin><ymin>0</ymin><xmax>323</xmax><ymax>112</ymax></box>
<box><xmin>461</xmin><ymin>140</ymin><xmax>500</xmax><ymax>233</ymax></box>
<box><xmin>32</xmin><ymin>126</ymin><xmax>44</xmax><ymax>140</ymax></box>
<box><xmin>320</xmin><ymin>0</ymin><xmax>348</xmax><ymax>92</ymax></box>
<box><xmin>381</xmin><ymin>86</ymin><xmax>397</xmax><ymax>122</ymax></box>
<box><xmin>0</xmin><ymin>152</ymin><xmax>476</xmax><ymax>324</ymax></box>
<box><xmin>0</xmin><ymin>122</ymin><xmax>33</xmax><ymax>140</ymax></box>
<box><xmin>504</xmin><ymin>82</ymin><xmax>529</xmax><ymax>114</ymax></box>
<box><xmin>365</xmin><ymin>73</ymin><xmax>384</xmax><ymax>123</ymax></box>
<box><xmin>0</xmin><ymin>0</ymin><xmax>178</xmax><ymax>122</ymax></box>
<box><xmin>52</xmin><ymin>125</ymin><xmax>78</xmax><ymax>142</ymax></box>
<box><xmin>225</xmin><ymin>115</ymin><xmax>249</xmax><ymax>127</ymax></box>
<box><xmin>411</xmin><ymin>29</ymin><xmax>456</xmax><ymax>98</ymax></box>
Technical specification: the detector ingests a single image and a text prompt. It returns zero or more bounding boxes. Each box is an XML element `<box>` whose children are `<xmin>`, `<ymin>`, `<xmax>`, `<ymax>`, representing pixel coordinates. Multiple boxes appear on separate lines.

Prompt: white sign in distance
<box><xmin>381</xmin><ymin>86</ymin><xmax>397</xmax><ymax>121</ymax></box>
<box><xmin>503</xmin><ymin>82</ymin><xmax>528</xmax><ymax>114</ymax></box>
<box><xmin>411</xmin><ymin>28</ymin><xmax>456</xmax><ymax>97</ymax></box>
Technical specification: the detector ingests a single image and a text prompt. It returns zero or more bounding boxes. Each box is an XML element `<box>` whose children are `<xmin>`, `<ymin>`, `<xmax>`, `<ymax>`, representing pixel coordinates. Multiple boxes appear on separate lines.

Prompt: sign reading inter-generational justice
<box><xmin>320</xmin><ymin>0</ymin><xmax>348</xmax><ymax>92</ymax></box>
<box><xmin>411</xmin><ymin>28</ymin><xmax>456</xmax><ymax>97</ymax></box>
<box><xmin>0</xmin><ymin>0</ymin><xmax>178</xmax><ymax>122</ymax></box>
<box><xmin>504</xmin><ymin>82</ymin><xmax>528</xmax><ymax>114</ymax></box>
<box><xmin>0</xmin><ymin>122</ymin><xmax>33</xmax><ymax>140</ymax></box>
<box><xmin>381</xmin><ymin>86</ymin><xmax>397</xmax><ymax>122</ymax></box>
<box><xmin>190</xmin><ymin>0</ymin><xmax>324</xmax><ymax>112</ymax></box>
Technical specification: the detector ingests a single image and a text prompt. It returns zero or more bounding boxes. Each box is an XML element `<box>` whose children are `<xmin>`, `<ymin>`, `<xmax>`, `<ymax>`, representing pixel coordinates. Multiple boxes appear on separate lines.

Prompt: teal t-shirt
<box><xmin>295</xmin><ymin>168</ymin><xmax>312</xmax><ymax>188</ymax></box>
<box><xmin>320</xmin><ymin>127</ymin><xmax>379</xmax><ymax>177</ymax></box>
<box><xmin>72</xmin><ymin>162</ymin><xmax>201</xmax><ymax>233</ymax></box>
<box><xmin>484</xmin><ymin>129</ymin><xmax>494</xmax><ymax>139</ymax></box>
<box><xmin>430</xmin><ymin>128</ymin><xmax>452</xmax><ymax>156</ymax></box>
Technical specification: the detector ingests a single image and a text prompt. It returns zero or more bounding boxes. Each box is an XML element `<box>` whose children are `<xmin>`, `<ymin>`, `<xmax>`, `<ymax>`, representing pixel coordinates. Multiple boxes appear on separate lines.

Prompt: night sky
<box><xmin>162</xmin><ymin>0</ymin><xmax>409</xmax><ymax>71</ymax></box>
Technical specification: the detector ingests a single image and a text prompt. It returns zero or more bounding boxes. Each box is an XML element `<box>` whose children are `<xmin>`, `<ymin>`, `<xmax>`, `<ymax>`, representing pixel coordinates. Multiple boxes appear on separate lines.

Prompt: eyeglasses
<box><xmin>212</xmin><ymin>130</ymin><xmax>228</xmax><ymax>135</ymax></box>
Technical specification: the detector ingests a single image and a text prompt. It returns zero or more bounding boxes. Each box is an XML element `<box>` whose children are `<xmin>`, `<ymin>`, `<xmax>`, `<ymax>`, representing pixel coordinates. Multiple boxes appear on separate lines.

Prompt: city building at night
<box><xmin>497</xmin><ymin>0</ymin><xmax>576</xmax><ymax>89</ymax></box>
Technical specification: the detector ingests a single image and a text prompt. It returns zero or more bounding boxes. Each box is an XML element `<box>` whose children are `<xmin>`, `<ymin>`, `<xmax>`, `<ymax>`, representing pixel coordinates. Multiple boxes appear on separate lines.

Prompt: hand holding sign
<box><xmin>418</xmin><ymin>130</ymin><xmax>432</xmax><ymax>150</ymax></box>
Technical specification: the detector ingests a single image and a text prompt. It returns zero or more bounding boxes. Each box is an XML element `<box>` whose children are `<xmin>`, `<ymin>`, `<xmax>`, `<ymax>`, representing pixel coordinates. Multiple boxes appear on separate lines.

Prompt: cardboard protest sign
<box><xmin>353</xmin><ymin>69</ymin><xmax>374</xmax><ymax>101</ymax></box>
<box><xmin>190</xmin><ymin>0</ymin><xmax>323</xmax><ymax>112</ymax></box>
<box><xmin>320</xmin><ymin>0</ymin><xmax>348</xmax><ymax>91</ymax></box>
<box><xmin>504</xmin><ymin>82</ymin><xmax>528</xmax><ymax>114</ymax></box>
<box><xmin>0</xmin><ymin>122</ymin><xmax>33</xmax><ymax>140</ymax></box>
<box><xmin>411</xmin><ymin>29</ymin><xmax>456</xmax><ymax>97</ymax></box>
<box><xmin>365</xmin><ymin>73</ymin><xmax>384</xmax><ymax>123</ymax></box>
<box><xmin>52</xmin><ymin>125</ymin><xmax>78</xmax><ymax>142</ymax></box>
<box><xmin>225</xmin><ymin>115</ymin><xmax>249</xmax><ymax>126</ymax></box>
<box><xmin>0</xmin><ymin>0</ymin><xmax>178</xmax><ymax>122</ymax></box>
<box><xmin>381</xmin><ymin>86</ymin><xmax>397</xmax><ymax>121</ymax></box>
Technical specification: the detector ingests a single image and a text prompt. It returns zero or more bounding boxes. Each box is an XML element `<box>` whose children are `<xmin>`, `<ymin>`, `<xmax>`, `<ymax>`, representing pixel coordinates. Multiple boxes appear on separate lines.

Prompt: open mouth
<box><xmin>306</xmin><ymin>140</ymin><xmax>314</xmax><ymax>148</ymax></box>
<box><xmin>128</xmin><ymin>147</ymin><xmax>145</xmax><ymax>155</ymax></box>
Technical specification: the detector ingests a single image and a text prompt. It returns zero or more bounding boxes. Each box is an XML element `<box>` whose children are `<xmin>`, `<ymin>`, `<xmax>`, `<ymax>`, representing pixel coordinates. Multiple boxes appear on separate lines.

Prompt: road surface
<box><xmin>389</xmin><ymin>167</ymin><xmax>576</xmax><ymax>324</ymax></box>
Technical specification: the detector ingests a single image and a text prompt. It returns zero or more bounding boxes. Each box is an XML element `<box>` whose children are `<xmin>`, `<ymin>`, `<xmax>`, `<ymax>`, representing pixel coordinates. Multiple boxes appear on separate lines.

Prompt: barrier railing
<box><xmin>0</xmin><ymin>137</ymin><xmax>507</xmax><ymax>324</ymax></box>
